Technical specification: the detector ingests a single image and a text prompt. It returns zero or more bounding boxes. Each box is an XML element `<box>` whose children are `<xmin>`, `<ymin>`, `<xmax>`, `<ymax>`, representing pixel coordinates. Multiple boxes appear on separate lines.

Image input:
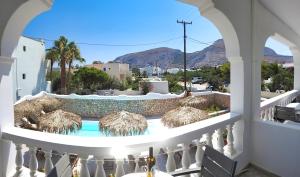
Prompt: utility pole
<box><xmin>177</xmin><ymin>20</ymin><xmax>192</xmax><ymax>92</ymax></box>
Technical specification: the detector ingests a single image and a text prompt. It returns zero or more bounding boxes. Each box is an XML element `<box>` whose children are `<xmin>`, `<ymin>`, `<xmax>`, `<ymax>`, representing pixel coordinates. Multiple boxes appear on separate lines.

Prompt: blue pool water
<box><xmin>69</xmin><ymin>119</ymin><xmax>168</xmax><ymax>137</ymax></box>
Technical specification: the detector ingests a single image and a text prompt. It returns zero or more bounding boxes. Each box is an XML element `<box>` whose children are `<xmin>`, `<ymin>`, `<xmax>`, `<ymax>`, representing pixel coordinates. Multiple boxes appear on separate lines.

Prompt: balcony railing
<box><xmin>260</xmin><ymin>90</ymin><xmax>299</xmax><ymax>121</ymax></box>
<box><xmin>2</xmin><ymin>112</ymin><xmax>241</xmax><ymax>177</ymax></box>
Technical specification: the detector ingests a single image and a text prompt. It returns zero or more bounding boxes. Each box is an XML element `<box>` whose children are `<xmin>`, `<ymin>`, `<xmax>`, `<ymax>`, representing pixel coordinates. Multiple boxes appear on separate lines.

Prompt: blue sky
<box><xmin>23</xmin><ymin>0</ymin><xmax>291</xmax><ymax>64</ymax></box>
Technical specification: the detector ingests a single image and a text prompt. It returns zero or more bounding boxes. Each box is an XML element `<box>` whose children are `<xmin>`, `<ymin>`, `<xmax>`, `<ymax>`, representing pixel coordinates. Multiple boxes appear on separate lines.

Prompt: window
<box><xmin>22</xmin><ymin>74</ymin><xmax>26</xmax><ymax>80</ymax></box>
<box><xmin>23</xmin><ymin>46</ymin><xmax>26</xmax><ymax>52</ymax></box>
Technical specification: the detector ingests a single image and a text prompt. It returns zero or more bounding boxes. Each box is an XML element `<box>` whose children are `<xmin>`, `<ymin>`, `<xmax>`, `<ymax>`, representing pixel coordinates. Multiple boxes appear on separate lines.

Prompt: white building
<box><xmin>2</xmin><ymin>1</ymin><xmax>300</xmax><ymax>177</ymax></box>
<box><xmin>166</xmin><ymin>68</ymin><xmax>181</xmax><ymax>74</ymax></box>
<box><xmin>140</xmin><ymin>65</ymin><xmax>163</xmax><ymax>77</ymax></box>
<box><xmin>86</xmin><ymin>62</ymin><xmax>131</xmax><ymax>81</ymax></box>
<box><xmin>11</xmin><ymin>36</ymin><xmax>48</xmax><ymax>102</ymax></box>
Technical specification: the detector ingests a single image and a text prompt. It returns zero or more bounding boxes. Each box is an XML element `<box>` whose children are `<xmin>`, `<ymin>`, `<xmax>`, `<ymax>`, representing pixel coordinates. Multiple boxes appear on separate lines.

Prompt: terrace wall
<box><xmin>57</xmin><ymin>92</ymin><xmax>230</xmax><ymax>118</ymax></box>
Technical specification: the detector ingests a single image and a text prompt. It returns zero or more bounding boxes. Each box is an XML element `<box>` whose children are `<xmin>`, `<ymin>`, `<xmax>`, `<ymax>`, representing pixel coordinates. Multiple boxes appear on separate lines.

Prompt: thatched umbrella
<box><xmin>38</xmin><ymin>109</ymin><xmax>82</xmax><ymax>134</ymax></box>
<box><xmin>161</xmin><ymin>106</ymin><xmax>209</xmax><ymax>128</ymax></box>
<box><xmin>179</xmin><ymin>96</ymin><xmax>209</xmax><ymax>110</ymax></box>
<box><xmin>32</xmin><ymin>95</ymin><xmax>62</xmax><ymax>113</ymax></box>
<box><xmin>99</xmin><ymin>111</ymin><xmax>148</xmax><ymax>136</ymax></box>
<box><xmin>14</xmin><ymin>100</ymin><xmax>44</xmax><ymax>126</ymax></box>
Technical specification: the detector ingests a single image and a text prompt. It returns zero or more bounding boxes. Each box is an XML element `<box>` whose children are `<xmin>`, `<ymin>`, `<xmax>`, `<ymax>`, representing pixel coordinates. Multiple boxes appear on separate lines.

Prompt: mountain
<box><xmin>114</xmin><ymin>39</ymin><xmax>293</xmax><ymax>69</ymax></box>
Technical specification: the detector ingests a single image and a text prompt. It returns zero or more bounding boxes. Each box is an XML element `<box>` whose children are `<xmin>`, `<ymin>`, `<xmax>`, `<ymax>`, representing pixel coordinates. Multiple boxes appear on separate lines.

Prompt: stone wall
<box><xmin>58</xmin><ymin>92</ymin><xmax>229</xmax><ymax>118</ymax></box>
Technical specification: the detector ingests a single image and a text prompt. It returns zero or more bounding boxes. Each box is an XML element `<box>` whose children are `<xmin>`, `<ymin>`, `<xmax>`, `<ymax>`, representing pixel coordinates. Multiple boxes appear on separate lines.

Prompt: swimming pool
<box><xmin>69</xmin><ymin>118</ymin><xmax>169</xmax><ymax>137</ymax></box>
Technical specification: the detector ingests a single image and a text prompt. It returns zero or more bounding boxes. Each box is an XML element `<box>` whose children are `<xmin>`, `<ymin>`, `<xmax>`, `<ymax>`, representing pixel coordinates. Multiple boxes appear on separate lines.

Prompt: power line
<box><xmin>30</xmin><ymin>36</ymin><xmax>182</xmax><ymax>47</ymax></box>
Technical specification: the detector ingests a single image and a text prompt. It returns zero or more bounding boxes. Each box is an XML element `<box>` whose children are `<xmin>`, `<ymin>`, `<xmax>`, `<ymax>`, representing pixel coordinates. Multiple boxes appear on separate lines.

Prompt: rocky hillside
<box><xmin>114</xmin><ymin>39</ymin><xmax>292</xmax><ymax>69</ymax></box>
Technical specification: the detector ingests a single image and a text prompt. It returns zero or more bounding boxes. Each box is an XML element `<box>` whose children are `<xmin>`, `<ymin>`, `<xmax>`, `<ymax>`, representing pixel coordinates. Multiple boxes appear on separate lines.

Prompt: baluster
<box><xmin>181</xmin><ymin>143</ymin><xmax>191</xmax><ymax>170</ymax></box>
<box><xmin>195</xmin><ymin>139</ymin><xmax>204</xmax><ymax>167</ymax></box>
<box><xmin>205</xmin><ymin>132</ymin><xmax>213</xmax><ymax>147</ymax></box>
<box><xmin>115</xmin><ymin>160</ymin><xmax>125</xmax><ymax>177</ymax></box>
<box><xmin>215</xmin><ymin>129</ymin><xmax>224</xmax><ymax>153</ymax></box>
<box><xmin>260</xmin><ymin>111</ymin><xmax>264</xmax><ymax>120</ymax></box>
<box><xmin>166</xmin><ymin>147</ymin><xmax>176</xmax><ymax>172</ymax></box>
<box><xmin>268</xmin><ymin>108</ymin><xmax>273</xmax><ymax>121</ymax></box>
<box><xmin>271</xmin><ymin>107</ymin><xmax>275</xmax><ymax>121</ymax></box>
<box><xmin>94</xmin><ymin>156</ymin><xmax>106</xmax><ymax>177</ymax></box>
<box><xmin>263</xmin><ymin>109</ymin><xmax>269</xmax><ymax>121</ymax></box>
<box><xmin>44</xmin><ymin>150</ymin><xmax>53</xmax><ymax>175</ymax></box>
<box><xmin>224</xmin><ymin>123</ymin><xmax>236</xmax><ymax>157</ymax></box>
<box><xmin>28</xmin><ymin>146</ymin><xmax>38</xmax><ymax>177</ymax></box>
<box><xmin>14</xmin><ymin>143</ymin><xmax>23</xmax><ymax>176</ymax></box>
<box><xmin>79</xmin><ymin>155</ymin><xmax>91</xmax><ymax>177</ymax></box>
<box><xmin>134</xmin><ymin>156</ymin><xmax>140</xmax><ymax>172</ymax></box>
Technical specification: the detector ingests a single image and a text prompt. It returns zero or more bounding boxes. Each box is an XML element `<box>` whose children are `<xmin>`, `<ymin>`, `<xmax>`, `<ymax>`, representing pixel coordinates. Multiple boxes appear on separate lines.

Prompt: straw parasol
<box><xmin>161</xmin><ymin>106</ymin><xmax>209</xmax><ymax>128</ymax></box>
<box><xmin>38</xmin><ymin>109</ymin><xmax>82</xmax><ymax>134</ymax></box>
<box><xmin>179</xmin><ymin>96</ymin><xmax>209</xmax><ymax>110</ymax></box>
<box><xmin>14</xmin><ymin>100</ymin><xmax>44</xmax><ymax>126</ymax></box>
<box><xmin>99</xmin><ymin>111</ymin><xmax>148</xmax><ymax>136</ymax></box>
<box><xmin>32</xmin><ymin>95</ymin><xmax>62</xmax><ymax>113</ymax></box>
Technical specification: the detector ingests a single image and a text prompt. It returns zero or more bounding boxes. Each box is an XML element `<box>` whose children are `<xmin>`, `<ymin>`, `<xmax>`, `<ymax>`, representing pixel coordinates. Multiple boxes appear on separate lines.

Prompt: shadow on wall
<box><xmin>32</xmin><ymin>56</ymin><xmax>48</xmax><ymax>95</ymax></box>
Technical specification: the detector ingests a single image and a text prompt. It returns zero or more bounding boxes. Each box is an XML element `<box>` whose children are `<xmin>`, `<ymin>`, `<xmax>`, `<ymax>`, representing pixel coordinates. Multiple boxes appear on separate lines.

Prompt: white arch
<box><xmin>179</xmin><ymin>0</ymin><xmax>240</xmax><ymax>58</ymax></box>
<box><xmin>1</xmin><ymin>0</ymin><xmax>52</xmax><ymax>57</ymax></box>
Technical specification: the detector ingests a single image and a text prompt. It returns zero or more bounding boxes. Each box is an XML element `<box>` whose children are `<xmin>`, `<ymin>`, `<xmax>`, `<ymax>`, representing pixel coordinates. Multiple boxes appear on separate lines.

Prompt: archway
<box><xmin>0</xmin><ymin>0</ymin><xmax>243</xmax><ymax>176</ymax></box>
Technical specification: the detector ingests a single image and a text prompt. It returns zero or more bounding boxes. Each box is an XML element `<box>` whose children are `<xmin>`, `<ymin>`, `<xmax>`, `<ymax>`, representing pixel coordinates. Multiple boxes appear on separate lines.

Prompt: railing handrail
<box><xmin>2</xmin><ymin>112</ymin><xmax>241</xmax><ymax>156</ymax></box>
<box><xmin>260</xmin><ymin>90</ymin><xmax>299</xmax><ymax>109</ymax></box>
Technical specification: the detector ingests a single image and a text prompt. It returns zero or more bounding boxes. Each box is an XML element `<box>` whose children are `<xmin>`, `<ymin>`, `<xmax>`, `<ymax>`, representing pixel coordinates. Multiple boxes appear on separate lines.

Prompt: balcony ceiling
<box><xmin>259</xmin><ymin>0</ymin><xmax>300</xmax><ymax>38</ymax></box>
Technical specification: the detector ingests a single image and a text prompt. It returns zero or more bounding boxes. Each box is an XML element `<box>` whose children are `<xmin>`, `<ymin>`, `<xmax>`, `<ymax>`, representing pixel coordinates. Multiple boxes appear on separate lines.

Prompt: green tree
<box><xmin>132</xmin><ymin>68</ymin><xmax>141</xmax><ymax>77</ymax></box>
<box><xmin>73</xmin><ymin>67</ymin><xmax>110</xmax><ymax>91</ymax></box>
<box><xmin>165</xmin><ymin>74</ymin><xmax>183</xmax><ymax>93</ymax></box>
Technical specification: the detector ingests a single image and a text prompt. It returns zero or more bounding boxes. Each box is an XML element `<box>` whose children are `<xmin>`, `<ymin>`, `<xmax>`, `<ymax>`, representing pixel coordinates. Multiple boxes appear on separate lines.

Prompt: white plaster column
<box><xmin>0</xmin><ymin>56</ymin><xmax>16</xmax><ymax>177</ymax></box>
<box><xmin>290</xmin><ymin>47</ymin><xmax>300</xmax><ymax>90</ymax></box>
<box><xmin>229</xmin><ymin>57</ymin><xmax>249</xmax><ymax>154</ymax></box>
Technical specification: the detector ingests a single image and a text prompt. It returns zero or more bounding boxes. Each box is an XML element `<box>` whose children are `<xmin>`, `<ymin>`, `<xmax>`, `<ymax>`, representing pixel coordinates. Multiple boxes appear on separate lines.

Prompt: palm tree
<box><xmin>53</xmin><ymin>36</ymin><xmax>69</xmax><ymax>94</ymax></box>
<box><xmin>66</xmin><ymin>42</ymin><xmax>85</xmax><ymax>77</ymax></box>
<box><xmin>45</xmin><ymin>48</ymin><xmax>59</xmax><ymax>82</ymax></box>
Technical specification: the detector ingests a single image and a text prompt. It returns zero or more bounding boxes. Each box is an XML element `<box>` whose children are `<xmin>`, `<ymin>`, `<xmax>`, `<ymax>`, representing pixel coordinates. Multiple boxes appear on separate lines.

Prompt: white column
<box><xmin>44</xmin><ymin>150</ymin><xmax>53</xmax><ymax>176</ymax></box>
<box><xmin>229</xmin><ymin>57</ymin><xmax>249</xmax><ymax>154</ymax></box>
<box><xmin>0</xmin><ymin>56</ymin><xmax>15</xmax><ymax>177</ymax></box>
<box><xmin>115</xmin><ymin>160</ymin><xmax>125</xmax><ymax>177</ymax></box>
<box><xmin>29</xmin><ymin>146</ymin><xmax>38</xmax><ymax>177</ymax></box>
<box><xmin>79</xmin><ymin>155</ymin><xmax>91</xmax><ymax>177</ymax></box>
<box><xmin>290</xmin><ymin>47</ymin><xmax>300</xmax><ymax>90</ymax></box>
<box><xmin>166</xmin><ymin>147</ymin><xmax>176</xmax><ymax>172</ymax></box>
<box><xmin>94</xmin><ymin>156</ymin><xmax>106</xmax><ymax>177</ymax></box>
<box><xmin>14</xmin><ymin>143</ymin><xmax>23</xmax><ymax>176</ymax></box>
<box><xmin>195</xmin><ymin>139</ymin><xmax>204</xmax><ymax>167</ymax></box>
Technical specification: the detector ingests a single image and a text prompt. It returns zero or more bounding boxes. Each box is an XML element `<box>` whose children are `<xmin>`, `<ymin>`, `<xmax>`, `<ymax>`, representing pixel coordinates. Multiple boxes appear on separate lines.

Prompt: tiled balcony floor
<box><xmin>237</xmin><ymin>165</ymin><xmax>280</xmax><ymax>177</ymax></box>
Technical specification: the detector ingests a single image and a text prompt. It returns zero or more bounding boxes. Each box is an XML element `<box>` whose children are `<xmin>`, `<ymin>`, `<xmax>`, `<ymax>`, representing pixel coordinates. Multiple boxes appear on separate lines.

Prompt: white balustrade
<box><xmin>44</xmin><ymin>150</ymin><xmax>53</xmax><ymax>175</ymax></box>
<box><xmin>195</xmin><ymin>139</ymin><xmax>204</xmax><ymax>167</ymax></box>
<box><xmin>94</xmin><ymin>156</ymin><xmax>106</xmax><ymax>177</ymax></box>
<box><xmin>15</xmin><ymin>143</ymin><xmax>23</xmax><ymax>176</ymax></box>
<box><xmin>181</xmin><ymin>143</ymin><xmax>191</xmax><ymax>170</ymax></box>
<box><xmin>224</xmin><ymin>123</ymin><xmax>236</xmax><ymax>156</ymax></box>
<box><xmin>79</xmin><ymin>155</ymin><xmax>91</xmax><ymax>177</ymax></box>
<box><xmin>3</xmin><ymin>112</ymin><xmax>242</xmax><ymax>176</ymax></box>
<box><xmin>215</xmin><ymin>129</ymin><xmax>224</xmax><ymax>153</ymax></box>
<box><xmin>134</xmin><ymin>156</ymin><xmax>140</xmax><ymax>172</ymax></box>
<box><xmin>28</xmin><ymin>146</ymin><xmax>38</xmax><ymax>177</ymax></box>
<box><xmin>166</xmin><ymin>147</ymin><xmax>176</xmax><ymax>172</ymax></box>
<box><xmin>205</xmin><ymin>132</ymin><xmax>213</xmax><ymax>147</ymax></box>
<box><xmin>115</xmin><ymin>160</ymin><xmax>125</xmax><ymax>177</ymax></box>
<box><xmin>260</xmin><ymin>90</ymin><xmax>299</xmax><ymax>121</ymax></box>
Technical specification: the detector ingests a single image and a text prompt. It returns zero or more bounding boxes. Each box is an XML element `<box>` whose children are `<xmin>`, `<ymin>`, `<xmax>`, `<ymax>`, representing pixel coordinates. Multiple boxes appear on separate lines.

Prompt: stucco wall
<box><xmin>11</xmin><ymin>36</ymin><xmax>48</xmax><ymax>102</ymax></box>
<box><xmin>54</xmin><ymin>92</ymin><xmax>229</xmax><ymax>118</ymax></box>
